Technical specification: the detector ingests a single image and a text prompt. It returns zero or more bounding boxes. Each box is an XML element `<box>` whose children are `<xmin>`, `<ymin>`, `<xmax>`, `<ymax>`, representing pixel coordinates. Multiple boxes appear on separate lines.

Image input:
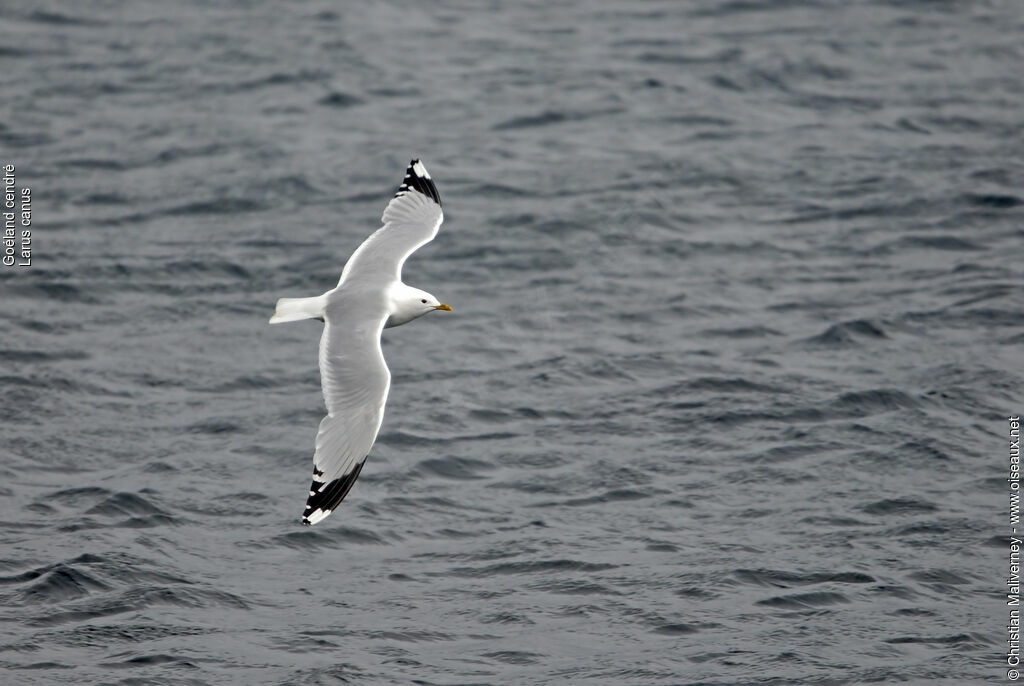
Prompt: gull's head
<box><xmin>387</xmin><ymin>285</ymin><xmax>452</xmax><ymax>328</ymax></box>
<box><xmin>412</xmin><ymin>288</ymin><xmax>451</xmax><ymax>313</ymax></box>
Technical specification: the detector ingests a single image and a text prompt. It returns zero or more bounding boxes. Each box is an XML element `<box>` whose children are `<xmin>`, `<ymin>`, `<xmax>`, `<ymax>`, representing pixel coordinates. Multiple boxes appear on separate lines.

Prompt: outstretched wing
<box><xmin>302</xmin><ymin>313</ymin><xmax>391</xmax><ymax>525</ymax></box>
<box><xmin>338</xmin><ymin>159</ymin><xmax>444</xmax><ymax>287</ymax></box>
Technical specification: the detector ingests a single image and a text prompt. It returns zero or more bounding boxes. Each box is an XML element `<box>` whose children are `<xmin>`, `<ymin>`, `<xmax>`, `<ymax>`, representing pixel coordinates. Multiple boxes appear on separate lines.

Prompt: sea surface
<box><xmin>0</xmin><ymin>1</ymin><xmax>1021</xmax><ymax>684</ymax></box>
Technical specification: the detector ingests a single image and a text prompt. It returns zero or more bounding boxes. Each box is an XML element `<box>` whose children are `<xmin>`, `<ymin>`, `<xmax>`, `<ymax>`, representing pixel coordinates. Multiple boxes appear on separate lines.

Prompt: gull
<box><xmin>270</xmin><ymin>159</ymin><xmax>451</xmax><ymax>525</ymax></box>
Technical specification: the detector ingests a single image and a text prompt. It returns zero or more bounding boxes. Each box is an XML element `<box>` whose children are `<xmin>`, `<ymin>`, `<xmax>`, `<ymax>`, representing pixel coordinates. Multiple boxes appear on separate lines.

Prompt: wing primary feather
<box><xmin>302</xmin><ymin>460</ymin><xmax>366</xmax><ymax>525</ymax></box>
<box><xmin>395</xmin><ymin>158</ymin><xmax>442</xmax><ymax>206</ymax></box>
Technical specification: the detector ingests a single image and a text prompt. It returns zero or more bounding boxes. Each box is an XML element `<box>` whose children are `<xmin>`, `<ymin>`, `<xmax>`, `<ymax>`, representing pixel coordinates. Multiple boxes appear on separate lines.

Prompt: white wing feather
<box><xmin>339</xmin><ymin>167</ymin><xmax>444</xmax><ymax>286</ymax></box>
<box><xmin>302</xmin><ymin>313</ymin><xmax>390</xmax><ymax>525</ymax></box>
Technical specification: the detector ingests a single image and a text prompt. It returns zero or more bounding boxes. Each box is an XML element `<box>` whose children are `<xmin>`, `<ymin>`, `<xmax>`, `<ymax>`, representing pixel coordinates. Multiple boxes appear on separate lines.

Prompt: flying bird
<box><xmin>270</xmin><ymin>159</ymin><xmax>451</xmax><ymax>525</ymax></box>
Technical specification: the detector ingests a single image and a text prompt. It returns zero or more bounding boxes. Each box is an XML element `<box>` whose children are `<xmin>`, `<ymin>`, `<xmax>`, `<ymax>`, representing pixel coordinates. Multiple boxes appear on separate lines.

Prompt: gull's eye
<box><xmin>421</xmin><ymin>299</ymin><xmax>427</xmax><ymax>304</ymax></box>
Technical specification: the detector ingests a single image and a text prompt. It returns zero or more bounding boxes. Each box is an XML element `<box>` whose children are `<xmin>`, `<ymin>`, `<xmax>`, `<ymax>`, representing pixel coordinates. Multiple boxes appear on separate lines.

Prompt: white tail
<box><xmin>269</xmin><ymin>295</ymin><xmax>326</xmax><ymax>324</ymax></box>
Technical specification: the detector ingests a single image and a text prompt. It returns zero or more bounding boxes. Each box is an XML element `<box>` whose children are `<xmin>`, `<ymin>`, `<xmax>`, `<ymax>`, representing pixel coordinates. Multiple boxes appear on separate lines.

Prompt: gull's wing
<box><xmin>302</xmin><ymin>313</ymin><xmax>391</xmax><ymax>525</ymax></box>
<box><xmin>338</xmin><ymin>159</ymin><xmax>444</xmax><ymax>287</ymax></box>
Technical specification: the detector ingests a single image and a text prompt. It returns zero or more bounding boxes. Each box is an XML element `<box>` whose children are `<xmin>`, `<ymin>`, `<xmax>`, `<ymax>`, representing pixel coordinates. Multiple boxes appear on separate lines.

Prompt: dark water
<box><xmin>1</xmin><ymin>1</ymin><xmax>1020</xmax><ymax>683</ymax></box>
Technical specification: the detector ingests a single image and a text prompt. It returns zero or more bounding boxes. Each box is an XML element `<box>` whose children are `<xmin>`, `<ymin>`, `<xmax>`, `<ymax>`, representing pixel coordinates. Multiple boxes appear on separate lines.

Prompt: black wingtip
<box><xmin>394</xmin><ymin>159</ymin><xmax>442</xmax><ymax>207</ymax></box>
<box><xmin>301</xmin><ymin>461</ymin><xmax>365</xmax><ymax>525</ymax></box>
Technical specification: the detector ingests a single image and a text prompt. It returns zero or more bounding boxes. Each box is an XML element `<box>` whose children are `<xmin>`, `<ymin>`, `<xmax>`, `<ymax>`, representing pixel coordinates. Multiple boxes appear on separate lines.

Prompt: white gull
<box><xmin>270</xmin><ymin>159</ymin><xmax>451</xmax><ymax>525</ymax></box>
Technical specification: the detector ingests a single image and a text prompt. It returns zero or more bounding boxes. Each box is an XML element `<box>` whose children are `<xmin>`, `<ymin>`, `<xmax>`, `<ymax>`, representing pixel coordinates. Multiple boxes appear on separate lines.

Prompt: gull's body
<box><xmin>269</xmin><ymin>160</ymin><xmax>450</xmax><ymax>525</ymax></box>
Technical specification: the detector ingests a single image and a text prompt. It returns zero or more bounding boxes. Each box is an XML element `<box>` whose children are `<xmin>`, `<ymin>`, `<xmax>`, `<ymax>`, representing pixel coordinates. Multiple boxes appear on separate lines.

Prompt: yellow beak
<box><xmin>434</xmin><ymin>303</ymin><xmax>453</xmax><ymax>311</ymax></box>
